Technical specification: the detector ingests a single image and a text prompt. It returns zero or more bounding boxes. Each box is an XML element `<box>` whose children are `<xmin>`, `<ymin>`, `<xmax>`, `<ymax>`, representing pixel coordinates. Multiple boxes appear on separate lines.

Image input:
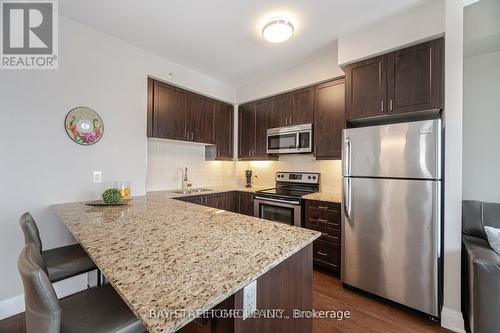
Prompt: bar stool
<box><xmin>19</xmin><ymin>212</ymin><xmax>97</xmax><ymax>283</ymax></box>
<box><xmin>18</xmin><ymin>243</ymin><xmax>145</xmax><ymax>333</ymax></box>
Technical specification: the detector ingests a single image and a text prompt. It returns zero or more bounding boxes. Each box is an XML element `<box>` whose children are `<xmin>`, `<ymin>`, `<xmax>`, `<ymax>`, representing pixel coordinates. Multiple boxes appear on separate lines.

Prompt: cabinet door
<box><xmin>187</xmin><ymin>94</ymin><xmax>214</xmax><ymax>144</ymax></box>
<box><xmin>153</xmin><ymin>81</ymin><xmax>187</xmax><ymax>140</ymax></box>
<box><xmin>345</xmin><ymin>56</ymin><xmax>387</xmax><ymax>120</ymax></box>
<box><xmin>255</xmin><ymin>99</ymin><xmax>270</xmax><ymax>157</ymax></box>
<box><xmin>238</xmin><ymin>104</ymin><xmax>255</xmax><ymax>158</ymax></box>
<box><xmin>291</xmin><ymin>87</ymin><xmax>314</xmax><ymax>125</ymax></box>
<box><xmin>238</xmin><ymin>192</ymin><xmax>255</xmax><ymax>216</ymax></box>
<box><xmin>314</xmin><ymin>79</ymin><xmax>345</xmax><ymax>159</ymax></box>
<box><xmin>387</xmin><ymin>38</ymin><xmax>444</xmax><ymax>114</ymax></box>
<box><xmin>214</xmin><ymin>103</ymin><xmax>233</xmax><ymax>159</ymax></box>
<box><xmin>147</xmin><ymin>78</ymin><xmax>154</xmax><ymax>137</ymax></box>
<box><xmin>176</xmin><ymin>195</ymin><xmax>201</xmax><ymax>204</ymax></box>
<box><xmin>269</xmin><ymin>94</ymin><xmax>291</xmax><ymax>128</ymax></box>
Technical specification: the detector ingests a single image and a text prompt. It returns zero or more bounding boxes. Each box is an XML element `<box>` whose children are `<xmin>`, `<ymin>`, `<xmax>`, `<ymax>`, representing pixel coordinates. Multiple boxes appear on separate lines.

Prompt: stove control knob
<box><xmin>313</xmin><ymin>176</ymin><xmax>316</xmax><ymax>180</ymax></box>
<box><xmin>308</xmin><ymin>176</ymin><xmax>312</xmax><ymax>179</ymax></box>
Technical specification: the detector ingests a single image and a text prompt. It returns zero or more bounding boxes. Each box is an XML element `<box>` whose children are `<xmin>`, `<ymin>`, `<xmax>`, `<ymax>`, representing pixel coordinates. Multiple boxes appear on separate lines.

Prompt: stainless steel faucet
<box><xmin>182</xmin><ymin>167</ymin><xmax>192</xmax><ymax>193</ymax></box>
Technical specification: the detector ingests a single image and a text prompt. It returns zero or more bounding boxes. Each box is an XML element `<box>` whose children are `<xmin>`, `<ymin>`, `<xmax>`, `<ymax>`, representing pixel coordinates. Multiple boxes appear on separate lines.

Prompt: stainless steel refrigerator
<box><xmin>341</xmin><ymin>119</ymin><xmax>441</xmax><ymax>317</ymax></box>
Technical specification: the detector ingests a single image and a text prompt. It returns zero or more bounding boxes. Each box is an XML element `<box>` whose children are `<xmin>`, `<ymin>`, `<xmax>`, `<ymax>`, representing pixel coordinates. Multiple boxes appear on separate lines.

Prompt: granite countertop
<box><xmin>53</xmin><ymin>190</ymin><xmax>320</xmax><ymax>333</ymax></box>
<box><xmin>302</xmin><ymin>192</ymin><xmax>342</xmax><ymax>203</ymax></box>
<box><xmin>160</xmin><ymin>185</ymin><xmax>272</xmax><ymax>197</ymax></box>
<box><xmin>164</xmin><ymin>186</ymin><xmax>342</xmax><ymax>204</ymax></box>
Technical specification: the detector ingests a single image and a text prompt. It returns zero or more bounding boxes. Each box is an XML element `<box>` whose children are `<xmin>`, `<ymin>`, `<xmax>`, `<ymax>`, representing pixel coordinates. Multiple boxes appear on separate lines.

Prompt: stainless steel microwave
<box><xmin>266</xmin><ymin>123</ymin><xmax>313</xmax><ymax>154</ymax></box>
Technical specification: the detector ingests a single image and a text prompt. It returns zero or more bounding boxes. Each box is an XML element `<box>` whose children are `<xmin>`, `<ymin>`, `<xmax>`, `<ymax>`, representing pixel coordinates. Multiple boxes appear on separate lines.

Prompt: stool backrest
<box><xmin>19</xmin><ymin>212</ymin><xmax>43</xmax><ymax>252</ymax></box>
<box><xmin>18</xmin><ymin>244</ymin><xmax>61</xmax><ymax>333</ymax></box>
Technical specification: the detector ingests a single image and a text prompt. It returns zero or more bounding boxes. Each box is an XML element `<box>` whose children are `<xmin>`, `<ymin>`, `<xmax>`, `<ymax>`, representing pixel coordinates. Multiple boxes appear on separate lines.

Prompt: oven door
<box><xmin>254</xmin><ymin>196</ymin><xmax>302</xmax><ymax>227</ymax></box>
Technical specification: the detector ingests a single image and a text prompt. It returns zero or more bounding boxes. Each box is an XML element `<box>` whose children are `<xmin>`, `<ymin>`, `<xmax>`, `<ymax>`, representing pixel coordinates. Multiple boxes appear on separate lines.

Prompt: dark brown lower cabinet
<box><xmin>178</xmin><ymin>244</ymin><xmax>313</xmax><ymax>333</ymax></box>
<box><xmin>176</xmin><ymin>195</ymin><xmax>202</xmax><ymax>204</ymax></box>
<box><xmin>202</xmin><ymin>192</ymin><xmax>236</xmax><ymax>212</ymax></box>
<box><xmin>175</xmin><ymin>191</ymin><xmax>255</xmax><ymax>217</ymax></box>
<box><xmin>238</xmin><ymin>192</ymin><xmax>255</xmax><ymax>216</ymax></box>
<box><xmin>304</xmin><ymin>199</ymin><xmax>341</xmax><ymax>273</ymax></box>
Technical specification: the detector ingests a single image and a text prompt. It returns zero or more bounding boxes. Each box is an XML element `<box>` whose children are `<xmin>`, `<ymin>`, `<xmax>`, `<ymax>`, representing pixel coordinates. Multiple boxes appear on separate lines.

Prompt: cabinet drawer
<box><xmin>307</xmin><ymin>210</ymin><xmax>340</xmax><ymax>227</ymax></box>
<box><xmin>305</xmin><ymin>219</ymin><xmax>341</xmax><ymax>244</ymax></box>
<box><xmin>306</xmin><ymin>200</ymin><xmax>340</xmax><ymax>213</ymax></box>
<box><xmin>313</xmin><ymin>239</ymin><xmax>340</xmax><ymax>270</ymax></box>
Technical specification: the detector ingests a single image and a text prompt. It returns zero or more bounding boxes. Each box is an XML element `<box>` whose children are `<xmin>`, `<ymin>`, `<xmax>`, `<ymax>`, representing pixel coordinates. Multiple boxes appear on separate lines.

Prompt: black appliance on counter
<box><xmin>254</xmin><ymin>172</ymin><xmax>320</xmax><ymax>227</ymax></box>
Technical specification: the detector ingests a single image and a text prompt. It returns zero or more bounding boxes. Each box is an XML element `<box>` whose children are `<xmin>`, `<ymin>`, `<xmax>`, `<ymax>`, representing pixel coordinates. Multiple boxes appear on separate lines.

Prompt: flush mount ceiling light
<box><xmin>262</xmin><ymin>18</ymin><xmax>294</xmax><ymax>43</ymax></box>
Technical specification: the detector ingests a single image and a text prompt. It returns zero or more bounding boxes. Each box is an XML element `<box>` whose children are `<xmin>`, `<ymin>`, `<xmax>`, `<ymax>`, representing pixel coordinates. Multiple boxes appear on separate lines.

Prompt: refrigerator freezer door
<box><xmin>341</xmin><ymin>177</ymin><xmax>440</xmax><ymax>316</ymax></box>
<box><xmin>342</xmin><ymin>119</ymin><xmax>441</xmax><ymax>179</ymax></box>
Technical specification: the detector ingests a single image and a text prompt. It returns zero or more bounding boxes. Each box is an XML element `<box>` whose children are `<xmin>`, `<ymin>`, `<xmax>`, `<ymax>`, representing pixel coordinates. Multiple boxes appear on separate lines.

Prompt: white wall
<box><xmin>337</xmin><ymin>0</ymin><xmax>445</xmax><ymax>66</ymax></box>
<box><xmin>463</xmin><ymin>50</ymin><xmax>500</xmax><ymax>202</ymax></box>
<box><xmin>0</xmin><ymin>14</ymin><xmax>235</xmax><ymax>309</ymax></box>
<box><xmin>236</xmin><ymin>41</ymin><xmax>344</xmax><ymax>103</ymax></box>
<box><xmin>441</xmin><ymin>0</ymin><xmax>465</xmax><ymax>332</ymax></box>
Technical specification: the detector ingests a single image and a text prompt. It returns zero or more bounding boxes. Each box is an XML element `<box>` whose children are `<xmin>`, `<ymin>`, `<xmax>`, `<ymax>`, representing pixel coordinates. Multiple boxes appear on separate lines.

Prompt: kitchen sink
<box><xmin>172</xmin><ymin>188</ymin><xmax>214</xmax><ymax>194</ymax></box>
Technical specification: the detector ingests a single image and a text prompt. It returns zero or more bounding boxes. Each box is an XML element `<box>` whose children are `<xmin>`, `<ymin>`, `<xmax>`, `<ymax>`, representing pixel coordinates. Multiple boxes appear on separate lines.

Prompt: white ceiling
<box><xmin>59</xmin><ymin>0</ymin><xmax>432</xmax><ymax>86</ymax></box>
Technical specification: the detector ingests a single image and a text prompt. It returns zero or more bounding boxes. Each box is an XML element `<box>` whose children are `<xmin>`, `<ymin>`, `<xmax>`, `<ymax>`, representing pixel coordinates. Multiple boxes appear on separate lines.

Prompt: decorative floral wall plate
<box><xmin>65</xmin><ymin>107</ymin><xmax>104</xmax><ymax>145</ymax></box>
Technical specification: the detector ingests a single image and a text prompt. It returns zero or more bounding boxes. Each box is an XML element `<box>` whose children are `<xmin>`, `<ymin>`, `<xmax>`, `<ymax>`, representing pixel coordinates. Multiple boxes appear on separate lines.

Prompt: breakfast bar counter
<box><xmin>53</xmin><ymin>190</ymin><xmax>320</xmax><ymax>333</ymax></box>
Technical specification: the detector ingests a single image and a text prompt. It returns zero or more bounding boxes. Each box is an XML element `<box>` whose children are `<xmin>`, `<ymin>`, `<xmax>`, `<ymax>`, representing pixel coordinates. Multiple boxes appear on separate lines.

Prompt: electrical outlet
<box><xmin>92</xmin><ymin>171</ymin><xmax>102</xmax><ymax>183</ymax></box>
<box><xmin>242</xmin><ymin>280</ymin><xmax>257</xmax><ymax>320</ymax></box>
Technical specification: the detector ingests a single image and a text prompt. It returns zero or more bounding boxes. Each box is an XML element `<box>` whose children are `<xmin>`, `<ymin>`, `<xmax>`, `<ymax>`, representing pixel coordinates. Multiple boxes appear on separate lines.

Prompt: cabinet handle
<box><xmin>289</xmin><ymin>117</ymin><xmax>292</xmax><ymax>125</ymax></box>
<box><xmin>389</xmin><ymin>99</ymin><xmax>393</xmax><ymax>111</ymax></box>
<box><xmin>317</xmin><ymin>206</ymin><xmax>329</xmax><ymax>210</ymax></box>
<box><xmin>318</xmin><ymin>218</ymin><xmax>329</xmax><ymax>223</ymax></box>
<box><xmin>380</xmin><ymin>101</ymin><xmax>384</xmax><ymax>112</ymax></box>
<box><xmin>317</xmin><ymin>251</ymin><xmax>328</xmax><ymax>256</ymax></box>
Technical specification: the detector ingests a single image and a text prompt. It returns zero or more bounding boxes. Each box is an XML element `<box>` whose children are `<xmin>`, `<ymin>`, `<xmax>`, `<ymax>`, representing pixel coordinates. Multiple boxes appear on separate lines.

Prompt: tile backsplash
<box><xmin>147</xmin><ymin>138</ymin><xmax>342</xmax><ymax>196</ymax></box>
<box><xmin>147</xmin><ymin>139</ymin><xmax>236</xmax><ymax>191</ymax></box>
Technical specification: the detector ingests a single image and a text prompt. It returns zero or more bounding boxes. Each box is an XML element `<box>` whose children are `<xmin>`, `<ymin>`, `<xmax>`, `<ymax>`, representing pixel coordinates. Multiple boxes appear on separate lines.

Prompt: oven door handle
<box><xmin>254</xmin><ymin>196</ymin><xmax>301</xmax><ymax>205</ymax></box>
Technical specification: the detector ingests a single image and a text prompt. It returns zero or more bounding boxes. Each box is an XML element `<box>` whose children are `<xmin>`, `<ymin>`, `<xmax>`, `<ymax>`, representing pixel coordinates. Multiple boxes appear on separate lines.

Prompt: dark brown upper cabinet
<box><xmin>151</xmin><ymin>79</ymin><xmax>187</xmax><ymax>140</ymax></box>
<box><xmin>213</xmin><ymin>102</ymin><xmax>234</xmax><ymax>159</ymax></box>
<box><xmin>255</xmin><ymin>100</ymin><xmax>270</xmax><ymax>156</ymax></box>
<box><xmin>345</xmin><ymin>56</ymin><xmax>387</xmax><ymax>120</ymax></box>
<box><xmin>238</xmin><ymin>102</ymin><xmax>275</xmax><ymax>160</ymax></box>
<box><xmin>147</xmin><ymin>78</ymin><xmax>232</xmax><ymax>152</ymax></box>
<box><xmin>238</xmin><ymin>103</ymin><xmax>256</xmax><ymax>159</ymax></box>
<box><xmin>269</xmin><ymin>94</ymin><xmax>291</xmax><ymax>129</ymax></box>
<box><xmin>290</xmin><ymin>87</ymin><xmax>314</xmax><ymax>125</ymax></box>
<box><xmin>346</xmin><ymin>38</ymin><xmax>444</xmax><ymax>121</ymax></box>
<box><xmin>386</xmin><ymin>38</ymin><xmax>444</xmax><ymax>114</ymax></box>
<box><xmin>314</xmin><ymin>78</ymin><xmax>345</xmax><ymax>160</ymax></box>
<box><xmin>186</xmin><ymin>94</ymin><xmax>214</xmax><ymax>144</ymax></box>
<box><xmin>238</xmin><ymin>78</ymin><xmax>345</xmax><ymax>160</ymax></box>
<box><xmin>268</xmin><ymin>89</ymin><xmax>313</xmax><ymax>128</ymax></box>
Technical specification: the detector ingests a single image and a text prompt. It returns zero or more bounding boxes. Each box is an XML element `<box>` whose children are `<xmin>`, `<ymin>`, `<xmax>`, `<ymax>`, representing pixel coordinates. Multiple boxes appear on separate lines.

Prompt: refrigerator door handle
<box><xmin>343</xmin><ymin>136</ymin><xmax>351</xmax><ymax>176</ymax></box>
<box><xmin>343</xmin><ymin>177</ymin><xmax>351</xmax><ymax>220</ymax></box>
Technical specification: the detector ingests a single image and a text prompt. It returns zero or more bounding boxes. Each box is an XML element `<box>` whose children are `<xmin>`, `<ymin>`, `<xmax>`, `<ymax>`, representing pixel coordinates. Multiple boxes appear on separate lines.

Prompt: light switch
<box><xmin>242</xmin><ymin>280</ymin><xmax>257</xmax><ymax>320</ymax></box>
<box><xmin>93</xmin><ymin>171</ymin><xmax>102</xmax><ymax>183</ymax></box>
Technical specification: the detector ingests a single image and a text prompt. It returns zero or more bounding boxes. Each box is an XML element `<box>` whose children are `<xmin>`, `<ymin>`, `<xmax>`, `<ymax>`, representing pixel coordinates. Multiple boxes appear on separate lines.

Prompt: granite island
<box><xmin>53</xmin><ymin>190</ymin><xmax>320</xmax><ymax>333</ymax></box>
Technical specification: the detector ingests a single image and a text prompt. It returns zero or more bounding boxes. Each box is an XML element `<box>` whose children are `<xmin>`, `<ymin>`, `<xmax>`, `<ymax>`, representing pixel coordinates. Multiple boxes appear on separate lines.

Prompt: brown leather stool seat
<box><xmin>19</xmin><ymin>212</ymin><xmax>96</xmax><ymax>282</ymax></box>
<box><xmin>18</xmin><ymin>244</ymin><xmax>145</xmax><ymax>333</ymax></box>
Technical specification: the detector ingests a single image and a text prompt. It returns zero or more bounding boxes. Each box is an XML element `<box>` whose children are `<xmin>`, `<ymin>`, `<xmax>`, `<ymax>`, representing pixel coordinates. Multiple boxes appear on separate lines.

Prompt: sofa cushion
<box><xmin>463</xmin><ymin>200</ymin><xmax>500</xmax><ymax>240</ymax></box>
<box><xmin>485</xmin><ymin>226</ymin><xmax>500</xmax><ymax>256</ymax></box>
<box><xmin>463</xmin><ymin>200</ymin><xmax>486</xmax><ymax>239</ymax></box>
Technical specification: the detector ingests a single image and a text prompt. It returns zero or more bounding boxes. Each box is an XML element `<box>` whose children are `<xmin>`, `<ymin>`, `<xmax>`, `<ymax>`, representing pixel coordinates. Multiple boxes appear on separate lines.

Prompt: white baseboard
<box><xmin>441</xmin><ymin>307</ymin><xmax>466</xmax><ymax>333</ymax></box>
<box><xmin>0</xmin><ymin>272</ymin><xmax>90</xmax><ymax>320</ymax></box>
